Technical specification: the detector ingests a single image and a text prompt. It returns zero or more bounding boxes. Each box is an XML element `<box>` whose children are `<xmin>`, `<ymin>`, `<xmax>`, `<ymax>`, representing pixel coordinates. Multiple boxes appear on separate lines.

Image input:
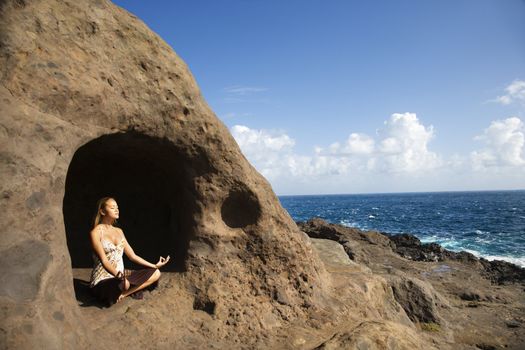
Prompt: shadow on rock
<box><xmin>73</xmin><ymin>278</ymin><xmax>107</xmax><ymax>308</ymax></box>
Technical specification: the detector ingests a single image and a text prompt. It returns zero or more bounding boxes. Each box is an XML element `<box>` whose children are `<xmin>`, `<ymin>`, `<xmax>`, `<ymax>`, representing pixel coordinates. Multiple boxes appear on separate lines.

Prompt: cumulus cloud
<box><xmin>230</xmin><ymin>125</ymin><xmax>295</xmax><ymax>179</ymax></box>
<box><xmin>495</xmin><ymin>80</ymin><xmax>525</xmax><ymax>105</ymax></box>
<box><xmin>377</xmin><ymin>113</ymin><xmax>441</xmax><ymax>173</ymax></box>
<box><xmin>231</xmin><ymin>113</ymin><xmax>441</xmax><ymax>184</ymax></box>
<box><xmin>231</xmin><ymin>125</ymin><xmax>356</xmax><ymax>179</ymax></box>
<box><xmin>329</xmin><ymin>133</ymin><xmax>375</xmax><ymax>155</ymax></box>
<box><xmin>231</xmin><ymin>125</ymin><xmax>294</xmax><ymax>152</ymax></box>
<box><xmin>231</xmin><ymin>115</ymin><xmax>525</xmax><ymax>193</ymax></box>
<box><xmin>325</xmin><ymin>113</ymin><xmax>441</xmax><ymax>173</ymax></box>
<box><xmin>471</xmin><ymin>117</ymin><xmax>525</xmax><ymax>169</ymax></box>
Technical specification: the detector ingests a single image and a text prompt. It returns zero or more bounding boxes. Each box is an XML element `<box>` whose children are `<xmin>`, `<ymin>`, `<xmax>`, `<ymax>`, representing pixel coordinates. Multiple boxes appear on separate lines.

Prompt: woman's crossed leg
<box><xmin>117</xmin><ymin>269</ymin><xmax>161</xmax><ymax>302</ymax></box>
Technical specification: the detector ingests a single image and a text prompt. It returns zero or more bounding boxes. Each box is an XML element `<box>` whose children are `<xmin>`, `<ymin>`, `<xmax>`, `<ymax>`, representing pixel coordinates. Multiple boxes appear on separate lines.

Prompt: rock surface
<box><xmin>299</xmin><ymin>218</ymin><xmax>525</xmax><ymax>350</ymax></box>
<box><xmin>1</xmin><ymin>1</ymin><xmax>524</xmax><ymax>349</ymax></box>
<box><xmin>388</xmin><ymin>231</ymin><xmax>525</xmax><ymax>284</ymax></box>
<box><xmin>1</xmin><ymin>0</ymin><xmax>333</xmax><ymax>348</ymax></box>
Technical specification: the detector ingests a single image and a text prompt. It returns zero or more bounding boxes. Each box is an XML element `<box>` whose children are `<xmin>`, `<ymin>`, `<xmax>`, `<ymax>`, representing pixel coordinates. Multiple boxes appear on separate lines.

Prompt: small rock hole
<box><xmin>221</xmin><ymin>188</ymin><xmax>261</xmax><ymax>228</ymax></box>
<box><xmin>193</xmin><ymin>298</ymin><xmax>215</xmax><ymax>315</ymax></box>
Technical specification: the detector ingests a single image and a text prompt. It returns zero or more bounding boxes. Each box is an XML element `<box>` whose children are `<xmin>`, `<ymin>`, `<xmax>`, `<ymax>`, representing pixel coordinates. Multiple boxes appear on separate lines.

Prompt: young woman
<box><xmin>89</xmin><ymin>197</ymin><xmax>170</xmax><ymax>306</ymax></box>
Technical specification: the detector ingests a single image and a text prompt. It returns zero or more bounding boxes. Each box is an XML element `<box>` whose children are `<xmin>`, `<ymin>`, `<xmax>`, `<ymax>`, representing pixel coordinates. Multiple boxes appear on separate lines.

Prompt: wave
<box><xmin>462</xmin><ymin>249</ymin><xmax>525</xmax><ymax>268</ymax></box>
<box><xmin>339</xmin><ymin>219</ymin><xmax>361</xmax><ymax>229</ymax></box>
<box><xmin>335</xmin><ymin>220</ymin><xmax>525</xmax><ymax>268</ymax></box>
<box><xmin>412</xmin><ymin>236</ymin><xmax>525</xmax><ymax>268</ymax></box>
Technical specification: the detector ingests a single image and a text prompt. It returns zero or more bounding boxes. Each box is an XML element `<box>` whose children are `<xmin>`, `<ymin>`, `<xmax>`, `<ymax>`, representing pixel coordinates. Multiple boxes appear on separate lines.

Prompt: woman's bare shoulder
<box><xmin>90</xmin><ymin>225</ymin><xmax>103</xmax><ymax>237</ymax></box>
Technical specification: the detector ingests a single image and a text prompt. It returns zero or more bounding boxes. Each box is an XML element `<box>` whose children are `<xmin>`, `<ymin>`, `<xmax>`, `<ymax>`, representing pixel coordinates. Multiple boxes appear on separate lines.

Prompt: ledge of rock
<box><xmin>1</xmin><ymin>1</ymin><xmax>333</xmax><ymax>348</ymax></box>
<box><xmin>299</xmin><ymin>218</ymin><xmax>525</xmax><ymax>349</ymax></box>
<box><xmin>2</xmin><ymin>1</ymin><xmax>524</xmax><ymax>349</ymax></box>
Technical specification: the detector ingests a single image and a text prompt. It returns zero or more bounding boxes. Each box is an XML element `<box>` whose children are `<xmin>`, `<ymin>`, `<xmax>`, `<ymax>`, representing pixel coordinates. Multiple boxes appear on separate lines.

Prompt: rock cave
<box><xmin>5</xmin><ymin>1</ymin><xmax>523</xmax><ymax>348</ymax></box>
<box><xmin>63</xmin><ymin>131</ymin><xmax>195</xmax><ymax>272</ymax></box>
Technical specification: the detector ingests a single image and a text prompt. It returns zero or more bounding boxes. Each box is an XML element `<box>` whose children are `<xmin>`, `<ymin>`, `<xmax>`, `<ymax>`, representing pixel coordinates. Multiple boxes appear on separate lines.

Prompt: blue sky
<box><xmin>113</xmin><ymin>0</ymin><xmax>525</xmax><ymax>195</ymax></box>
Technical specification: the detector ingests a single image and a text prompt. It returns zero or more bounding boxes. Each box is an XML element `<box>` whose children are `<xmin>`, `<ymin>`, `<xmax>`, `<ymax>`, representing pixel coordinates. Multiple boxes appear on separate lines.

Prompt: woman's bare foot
<box><xmin>117</xmin><ymin>294</ymin><xmax>125</xmax><ymax>303</ymax></box>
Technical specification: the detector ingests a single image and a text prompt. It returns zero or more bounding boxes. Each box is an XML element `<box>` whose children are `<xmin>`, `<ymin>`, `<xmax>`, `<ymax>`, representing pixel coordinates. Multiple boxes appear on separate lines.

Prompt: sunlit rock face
<box><xmin>5</xmin><ymin>1</ymin><xmax>510</xmax><ymax>349</ymax></box>
<box><xmin>0</xmin><ymin>0</ymin><xmax>331</xmax><ymax>347</ymax></box>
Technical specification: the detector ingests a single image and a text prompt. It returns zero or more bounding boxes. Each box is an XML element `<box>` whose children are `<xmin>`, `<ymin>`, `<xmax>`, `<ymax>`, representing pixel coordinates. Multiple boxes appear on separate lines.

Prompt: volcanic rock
<box><xmin>298</xmin><ymin>217</ymin><xmax>394</xmax><ymax>264</ymax></box>
<box><xmin>299</xmin><ymin>218</ymin><xmax>525</xmax><ymax>349</ymax></box>
<box><xmin>314</xmin><ymin>321</ymin><xmax>426</xmax><ymax>350</ymax></box>
<box><xmin>2</xmin><ymin>1</ymin><xmax>524</xmax><ymax>349</ymax></box>
<box><xmin>0</xmin><ymin>0</ymin><xmax>333</xmax><ymax>347</ymax></box>
<box><xmin>387</xmin><ymin>275</ymin><xmax>448</xmax><ymax>324</ymax></box>
<box><xmin>478</xmin><ymin>258</ymin><xmax>525</xmax><ymax>285</ymax></box>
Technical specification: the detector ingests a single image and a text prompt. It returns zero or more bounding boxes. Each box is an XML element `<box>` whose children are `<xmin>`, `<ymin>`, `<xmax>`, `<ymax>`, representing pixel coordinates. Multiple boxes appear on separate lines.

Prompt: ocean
<box><xmin>278</xmin><ymin>190</ymin><xmax>525</xmax><ymax>267</ymax></box>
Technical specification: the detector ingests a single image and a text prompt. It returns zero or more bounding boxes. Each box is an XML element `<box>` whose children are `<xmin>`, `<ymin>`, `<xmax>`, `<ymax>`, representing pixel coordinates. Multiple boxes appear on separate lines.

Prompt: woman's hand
<box><xmin>155</xmin><ymin>255</ymin><xmax>170</xmax><ymax>268</ymax></box>
<box><xmin>115</xmin><ymin>271</ymin><xmax>124</xmax><ymax>280</ymax></box>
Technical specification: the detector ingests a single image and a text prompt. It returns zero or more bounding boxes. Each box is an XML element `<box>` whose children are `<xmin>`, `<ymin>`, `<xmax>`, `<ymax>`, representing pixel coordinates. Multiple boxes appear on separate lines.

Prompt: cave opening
<box><xmin>63</xmin><ymin>131</ymin><xmax>198</xmax><ymax>276</ymax></box>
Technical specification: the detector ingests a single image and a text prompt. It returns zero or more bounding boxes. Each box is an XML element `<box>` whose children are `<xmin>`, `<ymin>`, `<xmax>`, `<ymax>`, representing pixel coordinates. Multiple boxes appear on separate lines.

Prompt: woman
<box><xmin>89</xmin><ymin>196</ymin><xmax>170</xmax><ymax>306</ymax></box>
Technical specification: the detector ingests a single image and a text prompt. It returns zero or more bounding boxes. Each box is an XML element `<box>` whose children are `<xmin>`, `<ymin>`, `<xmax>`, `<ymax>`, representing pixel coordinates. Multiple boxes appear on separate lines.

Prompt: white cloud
<box><xmin>329</xmin><ymin>133</ymin><xmax>375</xmax><ymax>155</ymax></box>
<box><xmin>231</xmin><ymin>125</ymin><xmax>356</xmax><ymax>180</ymax></box>
<box><xmin>231</xmin><ymin>113</ymin><xmax>440</xmax><ymax>184</ymax></box>
<box><xmin>224</xmin><ymin>85</ymin><xmax>268</xmax><ymax>96</ymax></box>
<box><xmin>231</xmin><ymin>114</ymin><xmax>525</xmax><ymax>194</ymax></box>
<box><xmin>325</xmin><ymin>113</ymin><xmax>441</xmax><ymax>173</ymax></box>
<box><xmin>377</xmin><ymin>113</ymin><xmax>441</xmax><ymax>173</ymax></box>
<box><xmin>231</xmin><ymin>125</ymin><xmax>294</xmax><ymax>152</ymax></box>
<box><xmin>471</xmin><ymin>117</ymin><xmax>525</xmax><ymax>169</ymax></box>
<box><xmin>495</xmin><ymin>80</ymin><xmax>525</xmax><ymax>105</ymax></box>
<box><xmin>231</xmin><ymin>125</ymin><xmax>295</xmax><ymax>179</ymax></box>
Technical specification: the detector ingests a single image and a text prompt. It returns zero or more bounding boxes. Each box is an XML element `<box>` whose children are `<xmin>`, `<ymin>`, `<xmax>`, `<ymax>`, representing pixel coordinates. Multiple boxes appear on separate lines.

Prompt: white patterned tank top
<box><xmin>89</xmin><ymin>225</ymin><xmax>125</xmax><ymax>288</ymax></box>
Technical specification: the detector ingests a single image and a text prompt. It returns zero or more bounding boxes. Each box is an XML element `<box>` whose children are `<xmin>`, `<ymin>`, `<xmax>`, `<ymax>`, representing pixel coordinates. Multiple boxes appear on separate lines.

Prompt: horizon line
<box><xmin>276</xmin><ymin>188</ymin><xmax>525</xmax><ymax>197</ymax></box>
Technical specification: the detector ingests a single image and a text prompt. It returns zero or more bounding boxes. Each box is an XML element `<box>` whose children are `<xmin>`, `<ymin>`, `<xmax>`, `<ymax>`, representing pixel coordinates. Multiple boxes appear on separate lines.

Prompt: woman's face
<box><xmin>102</xmin><ymin>199</ymin><xmax>119</xmax><ymax>220</ymax></box>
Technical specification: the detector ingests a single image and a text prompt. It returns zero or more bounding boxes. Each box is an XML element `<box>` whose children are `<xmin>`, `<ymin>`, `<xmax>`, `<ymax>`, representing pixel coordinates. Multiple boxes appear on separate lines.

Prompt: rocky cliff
<box><xmin>299</xmin><ymin>218</ymin><xmax>525</xmax><ymax>350</ymax></box>
<box><xmin>1</xmin><ymin>1</ymin><xmax>522</xmax><ymax>349</ymax></box>
<box><xmin>0</xmin><ymin>0</ymin><xmax>331</xmax><ymax>347</ymax></box>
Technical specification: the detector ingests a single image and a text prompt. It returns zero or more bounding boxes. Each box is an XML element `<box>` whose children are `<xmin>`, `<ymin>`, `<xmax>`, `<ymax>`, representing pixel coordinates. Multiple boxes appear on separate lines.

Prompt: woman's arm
<box><xmin>90</xmin><ymin>227</ymin><xmax>121</xmax><ymax>276</ymax></box>
<box><xmin>120</xmin><ymin>229</ymin><xmax>158</xmax><ymax>269</ymax></box>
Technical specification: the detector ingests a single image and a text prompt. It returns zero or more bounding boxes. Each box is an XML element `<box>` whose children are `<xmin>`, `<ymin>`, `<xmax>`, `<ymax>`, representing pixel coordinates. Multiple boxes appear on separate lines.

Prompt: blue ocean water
<box><xmin>278</xmin><ymin>190</ymin><xmax>525</xmax><ymax>267</ymax></box>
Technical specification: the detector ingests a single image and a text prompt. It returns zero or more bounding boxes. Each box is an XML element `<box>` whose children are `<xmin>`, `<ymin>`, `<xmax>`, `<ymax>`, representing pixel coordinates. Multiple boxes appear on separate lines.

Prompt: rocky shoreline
<box><xmin>3</xmin><ymin>0</ymin><xmax>524</xmax><ymax>348</ymax></box>
<box><xmin>299</xmin><ymin>218</ymin><xmax>525</xmax><ymax>349</ymax></box>
<box><xmin>298</xmin><ymin>217</ymin><xmax>525</xmax><ymax>285</ymax></box>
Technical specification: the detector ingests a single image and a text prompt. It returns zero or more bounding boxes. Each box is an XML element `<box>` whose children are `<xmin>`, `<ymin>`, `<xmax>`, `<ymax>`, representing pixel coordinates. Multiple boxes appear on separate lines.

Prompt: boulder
<box><xmin>0</xmin><ymin>0</ymin><xmax>331</xmax><ymax>347</ymax></box>
<box><xmin>298</xmin><ymin>218</ymin><xmax>394</xmax><ymax>264</ymax></box>
<box><xmin>479</xmin><ymin>258</ymin><xmax>525</xmax><ymax>285</ymax></box>
<box><xmin>387</xmin><ymin>276</ymin><xmax>449</xmax><ymax>325</ymax></box>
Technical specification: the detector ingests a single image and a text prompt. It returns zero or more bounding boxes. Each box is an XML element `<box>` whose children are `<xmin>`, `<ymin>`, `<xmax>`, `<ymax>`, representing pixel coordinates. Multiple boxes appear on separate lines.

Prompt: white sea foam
<box><xmin>482</xmin><ymin>255</ymin><xmax>525</xmax><ymax>268</ymax></box>
<box><xmin>398</xmin><ymin>234</ymin><xmax>523</xmax><ymax>268</ymax></box>
<box><xmin>441</xmin><ymin>242</ymin><xmax>463</xmax><ymax>250</ymax></box>
<box><xmin>421</xmin><ymin>235</ymin><xmax>455</xmax><ymax>244</ymax></box>
<box><xmin>420</xmin><ymin>236</ymin><xmax>438</xmax><ymax>243</ymax></box>
<box><xmin>463</xmin><ymin>249</ymin><xmax>525</xmax><ymax>268</ymax></box>
<box><xmin>474</xmin><ymin>238</ymin><xmax>492</xmax><ymax>244</ymax></box>
<box><xmin>339</xmin><ymin>219</ymin><xmax>360</xmax><ymax>228</ymax></box>
<box><xmin>368</xmin><ymin>215</ymin><xmax>375</xmax><ymax>219</ymax></box>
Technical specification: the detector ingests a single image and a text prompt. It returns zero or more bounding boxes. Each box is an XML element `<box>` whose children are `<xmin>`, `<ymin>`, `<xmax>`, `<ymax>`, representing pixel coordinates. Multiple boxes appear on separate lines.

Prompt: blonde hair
<box><xmin>92</xmin><ymin>197</ymin><xmax>118</xmax><ymax>229</ymax></box>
